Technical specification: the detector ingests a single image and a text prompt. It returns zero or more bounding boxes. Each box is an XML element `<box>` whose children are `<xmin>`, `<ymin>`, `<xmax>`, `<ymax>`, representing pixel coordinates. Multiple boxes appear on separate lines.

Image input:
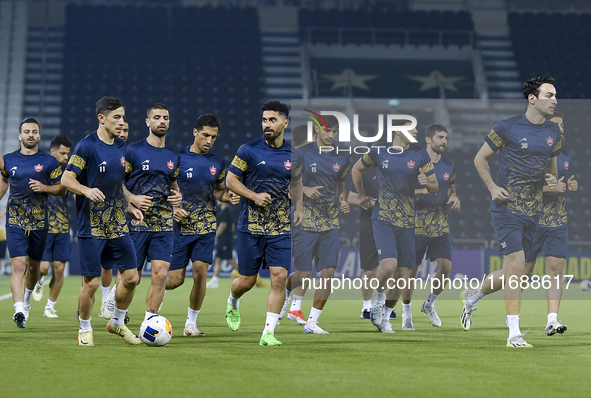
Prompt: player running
<box><xmin>467</xmin><ymin>76</ymin><xmax>560</xmax><ymax>348</ymax></box>
<box><xmin>32</xmin><ymin>136</ymin><xmax>73</xmax><ymax>318</ymax></box>
<box><xmin>461</xmin><ymin>109</ymin><xmax>576</xmax><ymax>338</ymax></box>
<box><xmin>281</xmin><ymin>115</ymin><xmax>350</xmax><ymax>334</ymax></box>
<box><xmin>62</xmin><ymin>96</ymin><xmax>144</xmax><ymax>346</ymax></box>
<box><xmin>224</xmin><ymin>100</ymin><xmax>303</xmax><ymax>346</ymax></box>
<box><xmin>351</xmin><ymin>119</ymin><xmax>438</xmax><ymax>333</ymax></box>
<box><xmin>165</xmin><ymin>114</ymin><xmax>234</xmax><ymax>336</ymax></box>
<box><xmin>0</xmin><ymin>118</ymin><xmax>64</xmax><ymax>329</ymax></box>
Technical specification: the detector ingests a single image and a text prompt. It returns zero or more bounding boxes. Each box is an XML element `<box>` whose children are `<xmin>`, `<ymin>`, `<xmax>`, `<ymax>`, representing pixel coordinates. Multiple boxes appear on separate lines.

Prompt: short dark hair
<box><xmin>523</xmin><ymin>76</ymin><xmax>556</xmax><ymax>99</ymax></box>
<box><xmin>261</xmin><ymin>100</ymin><xmax>289</xmax><ymax>119</ymax></box>
<box><xmin>96</xmin><ymin>96</ymin><xmax>125</xmax><ymax>116</ymax></box>
<box><xmin>147</xmin><ymin>103</ymin><xmax>168</xmax><ymax>117</ymax></box>
<box><xmin>551</xmin><ymin>110</ymin><xmax>563</xmax><ymax>119</ymax></box>
<box><xmin>292</xmin><ymin>124</ymin><xmax>309</xmax><ymax>147</ymax></box>
<box><xmin>322</xmin><ymin>115</ymin><xmax>339</xmax><ymax>130</ymax></box>
<box><xmin>50</xmin><ymin>135</ymin><xmax>72</xmax><ymax>149</ymax></box>
<box><xmin>425</xmin><ymin>124</ymin><xmax>448</xmax><ymax>139</ymax></box>
<box><xmin>19</xmin><ymin>117</ymin><xmax>40</xmax><ymax>132</ymax></box>
<box><xmin>195</xmin><ymin>114</ymin><xmax>221</xmax><ymax>131</ymax></box>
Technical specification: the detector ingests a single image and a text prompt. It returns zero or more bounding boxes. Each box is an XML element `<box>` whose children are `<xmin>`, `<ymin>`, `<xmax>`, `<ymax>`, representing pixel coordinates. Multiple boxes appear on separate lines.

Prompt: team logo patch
<box><xmin>443</xmin><ymin>172</ymin><xmax>450</xmax><ymax>181</ymax></box>
<box><xmin>120</xmin><ymin>157</ymin><xmax>125</xmax><ymax>166</ymax></box>
<box><xmin>333</xmin><ymin>163</ymin><xmax>340</xmax><ymax>172</ymax></box>
<box><xmin>407</xmin><ymin>161</ymin><xmax>415</xmax><ymax>169</ymax></box>
<box><xmin>284</xmin><ymin>161</ymin><xmax>291</xmax><ymax>170</ymax></box>
<box><xmin>546</xmin><ymin>137</ymin><xmax>554</xmax><ymax>146</ymax></box>
<box><xmin>167</xmin><ymin>161</ymin><xmax>174</xmax><ymax>170</ymax></box>
<box><xmin>34</xmin><ymin>164</ymin><xmax>43</xmax><ymax>172</ymax></box>
<box><xmin>210</xmin><ymin>166</ymin><xmax>217</xmax><ymax>175</ymax></box>
<box><xmin>564</xmin><ymin>161</ymin><xmax>569</xmax><ymax>170</ymax></box>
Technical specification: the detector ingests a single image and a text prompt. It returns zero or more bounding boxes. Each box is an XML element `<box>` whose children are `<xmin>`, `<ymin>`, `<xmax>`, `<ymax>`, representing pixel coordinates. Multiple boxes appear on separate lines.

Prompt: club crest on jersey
<box><xmin>546</xmin><ymin>137</ymin><xmax>554</xmax><ymax>146</ymax></box>
<box><xmin>443</xmin><ymin>172</ymin><xmax>450</xmax><ymax>181</ymax></box>
<box><xmin>210</xmin><ymin>166</ymin><xmax>217</xmax><ymax>175</ymax></box>
<box><xmin>284</xmin><ymin>161</ymin><xmax>291</xmax><ymax>170</ymax></box>
<box><xmin>120</xmin><ymin>157</ymin><xmax>125</xmax><ymax>166</ymax></box>
<box><xmin>333</xmin><ymin>163</ymin><xmax>340</xmax><ymax>172</ymax></box>
<box><xmin>167</xmin><ymin>161</ymin><xmax>174</xmax><ymax>170</ymax></box>
<box><xmin>564</xmin><ymin>161</ymin><xmax>569</xmax><ymax>170</ymax></box>
<box><xmin>407</xmin><ymin>160</ymin><xmax>415</xmax><ymax>169</ymax></box>
<box><xmin>34</xmin><ymin>164</ymin><xmax>43</xmax><ymax>172</ymax></box>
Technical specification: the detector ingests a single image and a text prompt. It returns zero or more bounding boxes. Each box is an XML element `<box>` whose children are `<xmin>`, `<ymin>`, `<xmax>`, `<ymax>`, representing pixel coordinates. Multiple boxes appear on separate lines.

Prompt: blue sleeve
<box><xmin>484</xmin><ymin>120</ymin><xmax>509</xmax><ymax>152</ymax></box>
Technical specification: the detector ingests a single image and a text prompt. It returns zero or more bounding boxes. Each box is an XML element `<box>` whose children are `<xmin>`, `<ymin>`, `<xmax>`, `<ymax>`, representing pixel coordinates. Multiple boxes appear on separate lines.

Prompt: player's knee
<box><xmin>84</xmin><ymin>277</ymin><xmax>100</xmax><ymax>293</ymax></box>
<box><xmin>192</xmin><ymin>262</ymin><xmax>208</xmax><ymax>278</ymax></box>
<box><xmin>167</xmin><ymin>276</ymin><xmax>184</xmax><ymax>290</ymax></box>
<box><xmin>546</xmin><ymin>257</ymin><xmax>565</xmax><ymax>276</ymax></box>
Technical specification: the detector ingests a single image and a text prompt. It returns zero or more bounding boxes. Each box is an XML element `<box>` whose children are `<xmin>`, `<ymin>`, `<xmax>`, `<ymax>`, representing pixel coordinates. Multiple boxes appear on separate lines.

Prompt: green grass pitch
<box><xmin>1</xmin><ymin>276</ymin><xmax>590</xmax><ymax>398</ymax></box>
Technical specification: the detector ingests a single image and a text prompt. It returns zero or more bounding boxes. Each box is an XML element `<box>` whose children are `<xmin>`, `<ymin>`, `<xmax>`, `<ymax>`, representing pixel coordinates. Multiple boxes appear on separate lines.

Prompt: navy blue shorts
<box><xmin>215</xmin><ymin>241</ymin><xmax>234</xmax><ymax>260</ymax></box>
<box><xmin>6</xmin><ymin>226</ymin><xmax>48</xmax><ymax>261</ymax></box>
<box><xmin>170</xmin><ymin>232</ymin><xmax>216</xmax><ymax>271</ymax></box>
<box><xmin>237</xmin><ymin>231</ymin><xmax>291</xmax><ymax>276</ymax></box>
<box><xmin>490</xmin><ymin>209</ymin><xmax>538</xmax><ymax>260</ymax></box>
<box><xmin>372</xmin><ymin>219</ymin><xmax>416</xmax><ymax>268</ymax></box>
<box><xmin>293</xmin><ymin>228</ymin><xmax>340</xmax><ymax>272</ymax></box>
<box><xmin>359</xmin><ymin>220</ymin><xmax>379</xmax><ymax>271</ymax></box>
<box><xmin>415</xmin><ymin>234</ymin><xmax>453</xmax><ymax>266</ymax></box>
<box><xmin>130</xmin><ymin>231</ymin><xmax>173</xmax><ymax>271</ymax></box>
<box><xmin>42</xmin><ymin>232</ymin><xmax>71</xmax><ymax>262</ymax></box>
<box><xmin>529</xmin><ymin>224</ymin><xmax>568</xmax><ymax>260</ymax></box>
<box><xmin>78</xmin><ymin>235</ymin><xmax>138</xmax><ymax>278</ymax></box>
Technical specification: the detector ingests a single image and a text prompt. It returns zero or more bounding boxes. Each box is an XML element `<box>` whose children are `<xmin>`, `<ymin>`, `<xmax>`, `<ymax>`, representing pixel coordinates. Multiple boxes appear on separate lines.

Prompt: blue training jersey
<box><xmin>540</xmin><ymin>150</ymin><xmax>571</xmax><ymax>228</ymax></box>
<box><xmin>47</xmin><ymin>166</ymin><xmax>69</xmax><ymax>233</ymax></box>
<box><xmin>228</xmin><ymin>136</ymin><xmax>292</xmax><ymax>236</ymax></box>
<box><xmin>66</xmin><ymin>131</ymin><xmax>128</xmax><ymax>239</ymax></box>
<box><xmin>297</xmin><ymin>142</ymin><xmax>350</xmax><ymax>232</ymax></box>
<box><xmin>174</xmin><ymin>147</ymin><xmax>226</xmax><ymax>235</ymax></box>
<box><xmin>361</xmin><ymin>144</ymin><xmax>434</xmax><ymax>228</ymax></box>
<box><xmin>415</xmin><ymin>158</ymin><xmax>456</xmax><ymax>237</ymax></box>
<box><xmin>217</xmin><ymin>205</ymin><xmax>234</xmax><ymax>246</ymax></box>
<box><xmin>2</xmin><ymin>150</ymin><xmax>62</xmax><ymax>231</ymax></box>
<box><xmin>124</xmin><ymin>138</ymin><xmax>179</xmax><ymax>232</ymax></box>
<box><xmin>485</xmin><ymin>114</ymin><xmax>562</xmax><ymax>217</ymax></box>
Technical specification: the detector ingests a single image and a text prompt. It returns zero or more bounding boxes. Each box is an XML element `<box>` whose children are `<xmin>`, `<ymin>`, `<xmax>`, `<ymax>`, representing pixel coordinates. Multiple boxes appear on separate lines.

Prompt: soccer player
<box><xmin>225</xmin><ymin>100</ymin><xmax>302</xmax><ymax>346</ymax></box>
<box><xmin>351</xmin><ymin>119</ymin><xmax>437</xmax><ymax>333</ymax></box>
<box><xmin>414</xmin><ymin>124</ymin><xmax>460</xmax><ymax>327</ymax></box>
<box><xmin>466</xmin><ymin>76</ymin><xmax>560</xmax><ymax>348</ymax></box>
<box><xmin>0</xmin><ymin>118</ymin><xmax>64</xmax><ymax>329</ymax></box>
<box><xmin>165</xmin><ymin>114</ymin><xmax>233</xmax><ymax>336</ymax></box>
<box><xmin>281</xmin><ymin>115</ymin><xmax>350</xmax><ymax>334</ymax></box>
<box><xmin>61</xmin><ymin>96</ymin><xmax>144</xmax><ymax>346</ymax></box>
<box><xmin>99</xmin><ymin>118</ymin><xmax>128</xmax><ymax>315</ymax></box>
<box><xmin>461</xmin><ymin>110</ymin><xmax>576</xmax><ymax>337</ymax></box>
<box><xmin>32</xmin><ymin>136</ymin><xmax>73</xmax><ymax>318</ymax></box>
<box><xmin>206</xmin><ymin>201</ymin><xmax>238</xmax><ymax>289</ymax></box>
<box><xmin>102</xmin><ymin>104</ymin><xmax>181</xmax><ymax>321</ymax></box>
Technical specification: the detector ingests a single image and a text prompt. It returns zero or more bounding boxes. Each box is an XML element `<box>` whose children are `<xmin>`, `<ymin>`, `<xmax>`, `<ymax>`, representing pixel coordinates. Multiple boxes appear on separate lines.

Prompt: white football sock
<box><xmin>362</xmin><ymin>300</ymin><xmax>371</xmax><ymax>310</ymax></box>
<box><xmin>383</xmin><ymin>306</ymin><xmax>394</xmax><ymax>321</ymax></box>
<box><xmin>38</xmin><ymin>276</ymin><xmax>45</xmax><ymax>286</ymax></box>
<box><xmin>79</xmin><ymin>317</ymin><xmax>92</xmax><ymax>333</ymax></box>
<box><xmin>290</xmin><ymin>295</ymin><xmax>304</xmax><ymax>311</ymax></box>
<box><xmin>24</xmin><ymin>288</ymin><xmax>33</xmax><ymax>304</ymax></box>
<box><xmin>425</xmin><ymin>293</ymin><xmax>439</xmax><ymax>307</ymax></box>
<box><xmin>14</xmin><ymin>302</ymin><xmax>24</xmax><ymax>314</ymax></box>
<box><xmin>111</xmin><ymin>307</ymin><xmax>127</xmax><ymax>328</ymax></box>
<box><xmin>547</xmin><ymin>312</ymin><xmax>558</xmax><ymax>324</ymax></box>
<box><xmin>402</xmin><ymin>303</ymin><xmax>412</xmax><ymax>318</ymax></box>
<box><xmin>101</xmin><ymin>286</ymin><xmax>111</xmax><ymax>302</ymax></box>
<box><xmin>263</xmin><ymin>312</ymin><xmax>280</xmax><ymax>335</ymax></box>
<box><xmin>227</xmin><ymin>292</ymin><xmax>240</xmax><ymax>309</ymax></box>
<box><xmin>45</xmin><ymin>299</ymin><xmax>56</xmax><ymax>310</ymax></box>
<box><xmin>186</xmin><ymin>307</ymin><xmax>200</xmax><ymax>327</ymax></box>
<box><xmin>374</xmin><ymin>290</ymin><xmax>386</xmax><ymax>302</ymax></box>
<box><xmin>506</xmin><ymin>315</ymin><xmax>521</xmax><ymax>338</ymax></box>
<box><xmin>307</xmin><ymin>307</ymin><xmax>322</xmax><ymax>325</ymax></box>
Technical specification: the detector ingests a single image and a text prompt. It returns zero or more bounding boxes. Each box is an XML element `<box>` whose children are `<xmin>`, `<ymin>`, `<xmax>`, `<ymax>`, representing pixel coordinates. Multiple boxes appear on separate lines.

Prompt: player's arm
<box><xmin>351</xmin><ymin>159</ymin><xmax>375</xmax><ymax>208</ymax></box>
<box><xmin>29</xmin><ymin>180</ymin><xmax>66</xmax><ymax>196</ymax></box>
<box><xmin>123</xmin><ymin>185</ymin><xmax>152</xmax><ymax>211</ymax></box>
<box><xmin>168</xmin><ymin>180</ymin><xmax>182</xmax><ymax>207</ymax></box>
<box><xmin>214</xmin><ymin>182</ymin><xmax>232</xmax><ymax>203</ymax></box>
<box><xmin>0</xmin><ymin>175</ymin><xmax>8</xmax><ymax>200</ymax></box>
<box><xmin>418</xmin><ymin>166</ymin><xmax>438</xmax><ymax>194</ymax></box>
<box><xmin>61</xmin><ymin>170</ymin><xmax>105</xmax><ymax>203</ymax></box>
<box><xmin>337</xmin><ymin>180</ymin><xmax>349</xmax><ymax>213</ymax></box>
<box><xmin>225</xmin><ymin>171</ymin><xmax>270</xmax><ymax>207</ymax></box>
<box><xmin>474</xmin><ymin>142</ymin><xmax>508</xmax><ymax>202</ymax></box>
<box><xmin>447</xmin><ymin>183</ymin><xmax>460</xmax><ymax>211</ymax></box>
<box><xmin>543</xmin><ymin>156</ymin><xmax>558</xmax><ymax>191</ymax></box>
<box><xmin>291</xmin><ymin>177</ymin><xmax>304</xmax><ymax>226</ymax></box>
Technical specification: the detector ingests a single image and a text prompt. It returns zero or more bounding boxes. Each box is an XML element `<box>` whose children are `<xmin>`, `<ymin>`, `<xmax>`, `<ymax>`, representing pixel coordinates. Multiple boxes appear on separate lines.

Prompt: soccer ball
<box><xmin>140</xmin><ymin>315</ymin><xmax>173</xmax><ymax>346</ymax></box>
<box><xmin>580</xmin><ymin>280</ymin><xmax>591</xmax><ymax>292</ymax></box>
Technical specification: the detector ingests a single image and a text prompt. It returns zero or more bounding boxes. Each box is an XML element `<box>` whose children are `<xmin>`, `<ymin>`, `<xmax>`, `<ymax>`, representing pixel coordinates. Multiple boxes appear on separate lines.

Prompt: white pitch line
<box><xmin>0</xmin><ymin>292</ymin><xmax>12</xmax><ymax>301</ymax></box>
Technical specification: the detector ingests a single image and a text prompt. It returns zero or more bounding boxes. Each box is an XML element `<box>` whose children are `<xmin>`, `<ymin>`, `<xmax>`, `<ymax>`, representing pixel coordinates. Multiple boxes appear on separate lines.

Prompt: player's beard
<box><xmin>151</xmin><ymin>126</ymin><xmax>168</xmax><ymax>138</ymax></box>
<box><xmin>264</xmin><ymin>129</ymin><xmax>282</xmax><ymax>142</ymax></box>
<box><xmin>21</xmin><ymin>139</ymin><xmax>38</xmax><ymax>149</ymax></box>
<box><xmin>432</xmin><ymin>143</ymin><xmax>446</xmax><ymax>155</ymax></box>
